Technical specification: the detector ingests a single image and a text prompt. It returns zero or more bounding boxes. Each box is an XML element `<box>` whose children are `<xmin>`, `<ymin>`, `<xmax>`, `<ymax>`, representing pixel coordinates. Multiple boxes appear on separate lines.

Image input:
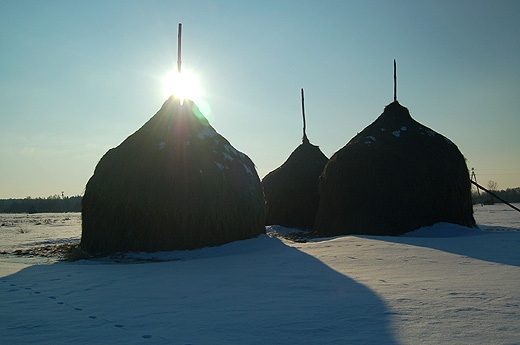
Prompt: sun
<box><xmin>163</xmin><ymin>69</ymin><xmax>201</xmax><ymax>103</ymax></box>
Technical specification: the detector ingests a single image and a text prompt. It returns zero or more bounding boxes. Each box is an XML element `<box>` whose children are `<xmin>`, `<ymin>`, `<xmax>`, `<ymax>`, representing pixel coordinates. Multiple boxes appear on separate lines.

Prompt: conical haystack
<box><xmin>262</xmin><ymin>89</ymin><xmax>328</xmax><ymax>230</ymax></box>
<box><xmin>313</xmin><ymin>101</ymin><xmax>475</xmax><ymax>236</ymax></box>
<box><xmin>81</xmin><ymin>96</ymin><xmax>265</xmax><ymax>254</ymax></box>
<box><xmin>262</xmin><ymin>139</ymin><xmax>328</xmax><ymax>229</ymax></box>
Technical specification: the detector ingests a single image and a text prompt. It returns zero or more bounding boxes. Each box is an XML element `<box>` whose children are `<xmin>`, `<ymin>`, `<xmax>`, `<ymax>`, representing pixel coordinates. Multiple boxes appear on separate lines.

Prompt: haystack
<box><xmin>262</xmin><ymin>89</ymin><xmax>328</xmax><ymax>230</ymax></box>
<box><xmin>313</xmin><ymin>101</ymin><xmax>475</xmax><ymax>237</ymax></box>
<box><xmin>81</xmin><ymin>96</ymin><xmax>265</xmax><ymax>254</ymax></box>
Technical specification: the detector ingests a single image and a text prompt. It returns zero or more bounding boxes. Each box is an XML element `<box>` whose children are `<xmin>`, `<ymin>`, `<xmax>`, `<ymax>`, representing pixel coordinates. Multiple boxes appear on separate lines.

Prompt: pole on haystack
<box><xmin>177</xmin><ymin>23</ymin><xmax>182</xmax><ymax>74</ymax></box>
<box><xmin>393</xmin><ymin>59</ymin><xmax>397</xmax><ymax>102</ymax></box>
<box><xmin>301</xmin><ymin>88</ymin><xmax>309</xmax><ymax>144</ymax></box>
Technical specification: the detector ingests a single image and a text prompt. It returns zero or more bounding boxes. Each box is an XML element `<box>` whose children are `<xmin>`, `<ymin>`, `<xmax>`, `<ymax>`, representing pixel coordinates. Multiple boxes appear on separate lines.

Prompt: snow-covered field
<box><xmin>1</xmin><ymin>204</ymin><xmax>519</xmax><ymax>344</ymax></box>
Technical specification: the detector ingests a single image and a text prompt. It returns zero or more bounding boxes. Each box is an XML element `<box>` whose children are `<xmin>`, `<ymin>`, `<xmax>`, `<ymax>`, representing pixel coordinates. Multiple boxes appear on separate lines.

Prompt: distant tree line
<box><xmin>472</xmin><ymin>187</ymin><xmax>520</xmax><ymax>205</ymax></box>
<box><xmin>0</xmin><ymin>195</ymin><xmax>82</xmax><ymax>213</ymax></box>
<box><xmin>0</xmin><ymin>187</ymin><xmax>518</xmax><ymax>214</ymax></box>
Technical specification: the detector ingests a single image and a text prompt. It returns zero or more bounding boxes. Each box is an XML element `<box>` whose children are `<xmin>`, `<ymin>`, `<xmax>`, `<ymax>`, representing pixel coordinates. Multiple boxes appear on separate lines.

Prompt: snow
<box><xmin>391</xmin><ymin>126</ymin><xmax>408</xmax><ymax>138</ymax></box>
<box><xmin>365</xmin><ymin>136</ymin><xmax>376</xmax><ymax>145</ymax></box>
<box><xmin>223</xmin><ymin>144</ymin><xmax>237</xmax><ymax>155</ymax></box>
<box><xmin>403</xmin><ymin>222</ymin><xmax>483</xmax><ymax>237</ymax></box>
<box><xmin>1</xmin><ymin>204</ymin><xmax>519</xmax><ymax>344</ymax></box>
<box><xmin>215</xmin><ymin>161</ymin><xmax>226</xmax><ymax>170</ymax></box>
<box><xmin>242</xmin><ymin>163</ymin><xmax>253</xmax><ymax>175</ymax></box>
<box><xmin>197</xmin><ymin>127</ymin><xmax>217</xmax><ymax>139</ymax></box>
<box><xmin>158</xmin><ymin>141</ymin><xmax>166</xmax><ymax>150</ymax></box>
<box><xmin>222</xmin><ymin>152</ymin><xmax>234</xmax><ymax>161</ymax></box>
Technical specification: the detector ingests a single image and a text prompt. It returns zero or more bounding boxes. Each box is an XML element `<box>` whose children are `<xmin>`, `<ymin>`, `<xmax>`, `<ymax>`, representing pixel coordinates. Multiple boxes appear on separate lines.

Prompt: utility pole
<box><xmin>61</xmin><ymin>191</ymin><xmax>66</xmax><ymax>212</ymax></box>
<box><xmin>471</xmin><ymin>168</ymin><xmax>482</xmax><ymax>204</ymax></box>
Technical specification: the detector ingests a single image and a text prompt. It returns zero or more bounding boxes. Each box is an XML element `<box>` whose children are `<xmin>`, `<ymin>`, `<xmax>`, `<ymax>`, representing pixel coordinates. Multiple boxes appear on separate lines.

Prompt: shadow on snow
<box><xmin>0</xmin><ymin>235</ymin><xmax>399</xmax><ymax>344</ymax></box>
<box><xmin>370</xmin><ymin>229</ymin><xmax>520</xmax><ymax>267</ymax></box>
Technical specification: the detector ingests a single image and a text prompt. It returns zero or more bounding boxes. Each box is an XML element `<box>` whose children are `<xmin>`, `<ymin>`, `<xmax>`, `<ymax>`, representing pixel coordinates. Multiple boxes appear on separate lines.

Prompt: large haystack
<box><xmin>81</xmin><ymin>96</ymin><xmax>265</xmax><ymax>254</ymax></box>
<box><xmin>262</xmin><ymin>138</ymin><xmax>328</xmax><ymax>229</ymax></box>
<box><xmin>262</xmin><ymin>89</ymin><xmax>328</xmax><ymax>230</ymax></box>
<box><xmin>313</xmin><ymin>101</ymin><xmax>475</xmax><ymax>236</ymax></box>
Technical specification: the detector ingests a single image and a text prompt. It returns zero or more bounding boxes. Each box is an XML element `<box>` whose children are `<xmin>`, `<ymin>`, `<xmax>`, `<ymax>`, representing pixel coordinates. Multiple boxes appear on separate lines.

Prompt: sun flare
<box><xmin>163</xmin><ymin>69</ymin><xmax>201</xmax><ymax>103</ymax></box>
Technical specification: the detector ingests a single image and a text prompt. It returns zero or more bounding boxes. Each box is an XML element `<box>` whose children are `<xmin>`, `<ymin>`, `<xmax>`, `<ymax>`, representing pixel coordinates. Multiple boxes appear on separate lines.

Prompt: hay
<box><xmin>262</xmin><ymin>140</ymin><xmax>328</xmax><ymax>230</ymax></box>
<box><xmin>81</xmin><ymin>96</ymin><xmax>265</xmax><ymax>254</ymax></box>
<box><xmin>313</xmin><ymin>101</ymin><xmax>475</xmax><ymax>236</ymax></box>
<box><xmin>2</xmin><ymin>243</ymin><xmax>89</xmax><ymax>262</ymax></box>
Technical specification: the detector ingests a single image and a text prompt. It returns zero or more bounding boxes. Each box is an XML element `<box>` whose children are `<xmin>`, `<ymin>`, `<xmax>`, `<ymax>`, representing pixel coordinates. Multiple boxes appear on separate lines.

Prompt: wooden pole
<box><xmin>470</xmin><ymin>180</ymin><xmax>520</xmax><ymax>213</ymax></box>
<box><xmin>393</xmin><ymin>59</ymin><xmax>397</xmax><ymax>102</ymax></box>
<box><xmin>177</xmin><ymin>23</ymin><xmax>182</xmax><ymax>74</ymax></box>
<box><xmin>301</xmin><ymin>88</ymin><xmax>309</xmax><ymax>143</ymax></box>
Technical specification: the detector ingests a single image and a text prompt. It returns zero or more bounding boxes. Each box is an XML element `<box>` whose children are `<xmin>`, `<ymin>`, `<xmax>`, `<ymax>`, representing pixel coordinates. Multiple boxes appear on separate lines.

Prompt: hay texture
<box><xmin>262</xmin><ymin>139</ymin><xmax>328</xmax><ymax>230</ymax></box>
<box><xmin>313</xmin><ymin>101</ymin><xmax>475</xmax><ymax>237</ymax></box>
<box><xmin>81</xmin><ymin>96</ymin><xmax>265</xmax><ymax>254</ymax></box>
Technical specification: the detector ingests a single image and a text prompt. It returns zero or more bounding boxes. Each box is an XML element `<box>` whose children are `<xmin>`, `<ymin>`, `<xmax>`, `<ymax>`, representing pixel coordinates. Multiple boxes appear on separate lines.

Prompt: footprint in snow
<box><xmin>7</xmin><ymin>283</ymin><xmax>153</xmax><ymax>340</ymax></box>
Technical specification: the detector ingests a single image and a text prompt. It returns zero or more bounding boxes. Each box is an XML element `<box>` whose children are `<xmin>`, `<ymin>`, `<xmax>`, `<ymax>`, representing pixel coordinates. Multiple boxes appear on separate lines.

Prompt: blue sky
<box><xmin>1</xmin><ymin>0</ymin><xmax>519</xmax><ymax>198</ymax></box>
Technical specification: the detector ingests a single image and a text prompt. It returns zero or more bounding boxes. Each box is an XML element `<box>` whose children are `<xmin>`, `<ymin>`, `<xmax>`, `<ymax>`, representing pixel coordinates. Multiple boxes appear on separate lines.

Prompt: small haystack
<box><xmin>81</xmin><ymin>96</ymin><xmax>265</xmax><ymax>254</ymax></box>
<box><xmin>262</xmin><ymin>89</ymin><xmax>328</xmax><ymax>230</ymax></box>
<box><xmin>313</xmin><ymin>100</ymin><xmax>475</xmax><ymax>236</ymax></box>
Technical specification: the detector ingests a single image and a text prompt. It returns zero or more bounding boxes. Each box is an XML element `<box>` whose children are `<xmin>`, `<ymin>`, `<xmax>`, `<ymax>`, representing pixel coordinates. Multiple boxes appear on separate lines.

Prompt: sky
<box><xmin>1</xmin><ymin>0</ymin><xmax>519</xmax><ymax>199</ymax></box>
